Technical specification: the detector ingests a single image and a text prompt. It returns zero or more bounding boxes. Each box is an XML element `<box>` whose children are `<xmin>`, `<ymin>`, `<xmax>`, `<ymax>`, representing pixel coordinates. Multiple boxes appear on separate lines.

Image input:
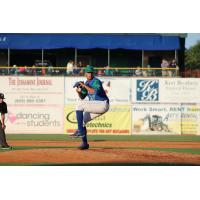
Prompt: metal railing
<box><xmin>0</xmin><ymin>66</ymin><xmax>180</xmax><ymax>77</ymax></box>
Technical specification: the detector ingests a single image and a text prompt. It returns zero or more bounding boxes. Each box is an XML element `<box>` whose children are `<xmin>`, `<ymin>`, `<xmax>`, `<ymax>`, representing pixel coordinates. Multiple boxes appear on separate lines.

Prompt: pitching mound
<box><xmin>0</xmin><ymin>140</ymin><xmax>199</xmax><ymax>165</ymax></box>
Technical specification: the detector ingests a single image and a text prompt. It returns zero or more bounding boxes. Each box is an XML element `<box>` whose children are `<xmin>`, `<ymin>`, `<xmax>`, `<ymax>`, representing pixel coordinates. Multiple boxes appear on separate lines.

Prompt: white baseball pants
<box><xmin>76</xmin><ymin>100</ymin><xmax>109</xmax><ymax>125</ymax></box>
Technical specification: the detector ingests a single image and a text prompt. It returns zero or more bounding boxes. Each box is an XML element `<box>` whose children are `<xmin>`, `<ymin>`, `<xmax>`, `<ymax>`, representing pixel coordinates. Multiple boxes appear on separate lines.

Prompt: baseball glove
<box><xmin>73</xmin><ymin>81</ymin><xmax>84</xmax><ymax>88</ymax></box>
<box><xmin>73</xmin><ymin>81</ymin><xmax>88</xmax><ymax>99</ymax></box>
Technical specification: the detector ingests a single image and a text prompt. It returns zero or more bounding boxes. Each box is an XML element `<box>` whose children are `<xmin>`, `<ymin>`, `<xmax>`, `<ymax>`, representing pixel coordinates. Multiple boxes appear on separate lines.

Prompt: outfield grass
<box><xmin>7</xmin><ymin>134</ymin><xmax>200</xmax><ymax>142</ymax></box>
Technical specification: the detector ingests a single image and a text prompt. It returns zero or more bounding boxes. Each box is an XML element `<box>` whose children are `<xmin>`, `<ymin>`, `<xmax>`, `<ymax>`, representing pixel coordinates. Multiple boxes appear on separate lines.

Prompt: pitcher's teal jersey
<box><xmin>85</xmin><ymin>77</ymin><xmax>109</xmax><ymax>103</ymax></box>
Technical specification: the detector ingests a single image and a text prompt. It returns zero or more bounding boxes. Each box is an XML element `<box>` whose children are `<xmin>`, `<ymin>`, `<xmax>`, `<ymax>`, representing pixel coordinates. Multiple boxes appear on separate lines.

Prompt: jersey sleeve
<box><xmin>92</xmin><ymin>79</ymin><xmax>101</xmax><ymax>93</ymax></box>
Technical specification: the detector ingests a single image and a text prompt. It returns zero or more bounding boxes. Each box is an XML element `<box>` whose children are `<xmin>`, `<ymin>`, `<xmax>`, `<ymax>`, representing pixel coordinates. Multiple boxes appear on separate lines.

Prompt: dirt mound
<box><xmin>9</xmin><ymin>140</ymin><xmax>200</xmax><ymax>149</ymax></box>
<box><xmin>0</xmin><ymin>140</ymin><xmax>200</xmax><ymax>165</ymax></box>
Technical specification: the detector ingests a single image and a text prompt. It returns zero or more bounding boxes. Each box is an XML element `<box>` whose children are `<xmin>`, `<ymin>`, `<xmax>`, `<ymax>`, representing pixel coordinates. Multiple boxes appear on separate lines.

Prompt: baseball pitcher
<box><xmin>69</xmin><ymin>65</ymin><xmax>110</xmax><ymax>150</ymax></box>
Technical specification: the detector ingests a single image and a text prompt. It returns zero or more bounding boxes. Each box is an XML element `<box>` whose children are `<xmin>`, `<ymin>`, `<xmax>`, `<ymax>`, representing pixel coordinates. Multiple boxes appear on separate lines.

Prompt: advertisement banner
<box><xmin>0</xmin><ymin>76</ymin><xmax>64</xmax><ymax>105</ymax></box>
<box><xmin>5</xmin><ymin>105</ymin><xmax>64</xmax><ymax>134</ymax></box>
<box><xmin>0</xmin><ymin>76</ymin><xmax>64</xmax><ymax>134</ymax></box>
<box><xmin>65</xmin><ymin>104</ymin><xmax>131</xmax><ymax>135</ymax></box>
<box><xmin>132</xmin><ymin>104</ymin><xmax>181</xmax><ymax>135</ymax></box>
<box><xmin>132</xmin><ymin>78</ymin><xmax>200</xmax><ymax>103</ymax></box>
<box><xmin>181</xmin><ymin>104</ymin><xmax>200</xmax><ymax>135</ymax></box>
<box><xmin>65</xmin><ymin>77</ymin><xmax>131</xmax><ymax>105</ymax></box>
<box><xmin>1</xmin><ymin>76</ymin><xmax>200</xmax><ymax>135</ymax></box>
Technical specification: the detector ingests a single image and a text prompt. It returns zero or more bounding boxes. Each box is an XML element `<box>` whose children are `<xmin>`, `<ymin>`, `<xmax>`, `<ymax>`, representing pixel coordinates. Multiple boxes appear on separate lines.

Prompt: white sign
<box><xmin>6</xmin><ymin>105</ymin><xmax>64</xmax><ymax>134</ymax></box>
<box><xmin>132</xmin><ymin>104</ymin><xmax>181</xmax><ymax>135</ymax></box>
<box><xmin>65</xmin><ymin>77</ymin><xmax>86</xmax><ymax>104</ymax></box>
<box><xmin>65</xmin><ymin>77</ymin><xmax>131</xmax><ymax>105</ymax></box>
<box><xmin>0</xmin><ymin>76</ymin><xmax>64</xmax><ymax>134</ymax></box>
<box><xmin>0</xmin><ymin>76</ymin><xmax>64</xmax><ymax>105</ymax></box>
<box><xmin>132</xmin><ymin>78</ymin><xmax>200</xmax><ymax>103</ymax></box>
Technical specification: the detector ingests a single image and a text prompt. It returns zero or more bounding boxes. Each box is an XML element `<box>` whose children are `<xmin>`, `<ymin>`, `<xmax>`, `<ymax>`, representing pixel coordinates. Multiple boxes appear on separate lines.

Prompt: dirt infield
<box><xmin>8</xmin><ymin>140</ymin><xmax>200</xmax><ymax>148</ymax></box>
<box><xmin>0</xmin><ymin>140</ymin><xmax>200</xmax><ymax>165</ymax></box>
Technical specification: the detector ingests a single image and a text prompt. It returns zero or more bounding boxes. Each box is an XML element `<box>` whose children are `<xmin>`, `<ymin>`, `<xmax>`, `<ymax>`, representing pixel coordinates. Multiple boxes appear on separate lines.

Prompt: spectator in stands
<box><xmin>41</xmin><ymin>67</ymin><xmax>46</xmax><ymax>76</ymax></box>
<box><xmin>135</xmin><ymin>67</ymin><xmax>143</xmax><ymax>76</ymax></box>
<box><xmin>31</xmin><ymin>65</ymin><xmax>37</xmax><ymax>76</ymax></box>
<box><xmin>78</xmin><ymin>61</ymin><xmax>83</xmax><ymax>75</ymax></box>
<box><xmin>161</xmin><ymin>58</ymin><xmax>169</xmax><ymax>77</ymax></box>
<box><xmin>170</xmin><ymin>59</ymin><xmax>178</xmax><ymax>77</ymax></box>
<box><xmin>18</xmin><ymin>66</ymin><xmax>27</xmax><ymax>75</ymax></box>
<box><xmin>97</xmin><ymin>69</ymin><xmax>103</xmax><ymax>76</ymax></box>
<box><xmin>48</xmin><ymin>65</ymin><xmax>54</xmax><ymax>75</ymax></box>
<box><xmin>104</xmin><ymin>66</ymin><xmax>112</xmax><ymax>76</ymax></box>
<box><xmin>147</xmin><ymin>64</ymin><xmax>153</xmax><ymax>76</ymax></box>
<box><xmin>73</xmin><ymin>62</ymin><xmax>79</xmax><ymax>75</ymax></box>
<box><xmin>0</xmin><ymin>66</ymin><xmax>6</xmax><ymax>75</ymax></box>
<box><xmin>54</xmin><ymin>68</ymin><xmax>60</xmax><ymax>75</ymax></box>
<box><xmin>10</xmin><ymin>65</ymin><xmax>18</xmax><ymax>75</ymax></box>
<box><xmin>66</xmin><ymin>60</ymin><xmax>74</xmax><ymax>75</ymax></box>
<box><xmin>113</xmin><ymin>68</ymin><xmax>119</xmax><ymax>76</ymax></box>
<box><xmin>142</xmin><ymin>69</ymin><xmax>148</xmax><ymax>77</ymax></box>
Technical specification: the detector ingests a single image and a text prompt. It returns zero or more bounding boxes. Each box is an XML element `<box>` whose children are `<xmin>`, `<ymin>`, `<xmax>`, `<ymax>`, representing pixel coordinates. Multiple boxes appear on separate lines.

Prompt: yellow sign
<box><xmin>181</xmin><ymin>104</ymin><xmax>200</xmax><ymax>135</ymax></box>
<box><xmin>64</xmin><ymin>104</ymin><xmax>131</xmax><ymax>135</ymax></box>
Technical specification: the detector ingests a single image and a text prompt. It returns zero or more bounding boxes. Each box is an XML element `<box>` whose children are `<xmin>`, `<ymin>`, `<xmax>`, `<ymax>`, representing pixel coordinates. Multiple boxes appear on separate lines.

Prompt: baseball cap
<box><xmin>0</xmin><ymin>93</ymin><xmax>5</xmax><ymax>99</ymax></box>
<box><xmin>85</xmin><ymin>65</ymin><xmax>94</xmax><ymax>73</ymax></box>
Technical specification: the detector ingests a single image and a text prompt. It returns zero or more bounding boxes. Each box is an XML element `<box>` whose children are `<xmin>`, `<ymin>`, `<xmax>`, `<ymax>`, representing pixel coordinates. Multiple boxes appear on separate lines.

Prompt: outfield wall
<box><xmin>0</xmin><ymin>76</ymin><xmax>200</xmax><ymax>135</ymax></box>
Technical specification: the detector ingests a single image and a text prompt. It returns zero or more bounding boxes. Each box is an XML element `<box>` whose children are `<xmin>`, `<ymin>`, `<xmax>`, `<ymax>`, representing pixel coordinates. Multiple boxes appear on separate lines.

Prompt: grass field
<box><xmin>1</xmin><ymin>134</ymin><xmax>200</xmax><ymax>166</ymax></box>
<box><xmin>6</xmin><ymin>134</ymin><xmax>200</xmax><ymax>142</ymax></box>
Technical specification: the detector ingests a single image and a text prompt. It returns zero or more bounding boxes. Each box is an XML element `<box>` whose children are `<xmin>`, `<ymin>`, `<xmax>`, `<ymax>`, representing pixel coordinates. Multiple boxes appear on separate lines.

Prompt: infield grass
<box><xmin>6</xmin><ymin>134</ymin><xmax>200</xmax><ymax>142</ymax></box>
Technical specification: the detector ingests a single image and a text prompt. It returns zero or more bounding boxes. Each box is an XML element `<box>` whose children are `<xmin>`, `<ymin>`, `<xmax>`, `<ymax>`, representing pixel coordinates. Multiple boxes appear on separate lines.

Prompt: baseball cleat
<box><xmin>1</xmin><ymin>146</ymin><xmax>13</xmax><ymax>150</ymax></box>
<box><xmin>78</xmin><ymin>144</ymin><xmax>89</xmax><ymax>150</ymax></box>
<box><xmin>69</xmin><ymin>130</ymin><xmax>86</xmax><ymax>138</ymax></box>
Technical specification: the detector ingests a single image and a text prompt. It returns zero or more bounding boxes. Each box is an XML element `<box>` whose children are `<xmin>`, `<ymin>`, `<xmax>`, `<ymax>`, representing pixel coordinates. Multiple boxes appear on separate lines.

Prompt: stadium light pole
<box><xmin>175</xmin><ymin>50</ymin><xmax>178</xmax><ymax>62</ymax></box>
<box><xmin>75</xmin><ymin>48</ymin><xmax>78</xmax><ymax>65</ymax></box>
<box><xmin>42</xmin><ymin>49</ymin><xmax>44</xmax><ymax>66</ymax></box>
<box><xmin>8</xmin><ymin>48</ymin><xmax>10</xmax><ymax>74</ymax></box>
<box><xmin>108</xmin><ymin>49</ymin><xmax>110</xmax><ymax>67</ymax></box>
<box><xmin>142</xmin><ymin>50</ymin><xmax>144</xmax><ymax>68</ymax></box>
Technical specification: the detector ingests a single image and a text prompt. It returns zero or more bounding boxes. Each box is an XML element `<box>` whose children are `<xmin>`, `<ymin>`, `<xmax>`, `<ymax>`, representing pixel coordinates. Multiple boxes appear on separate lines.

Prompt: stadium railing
<box><xmin>0</xmin><ymin>66</ymin><xmax>180</xmax><ymax>77</ymax></box>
